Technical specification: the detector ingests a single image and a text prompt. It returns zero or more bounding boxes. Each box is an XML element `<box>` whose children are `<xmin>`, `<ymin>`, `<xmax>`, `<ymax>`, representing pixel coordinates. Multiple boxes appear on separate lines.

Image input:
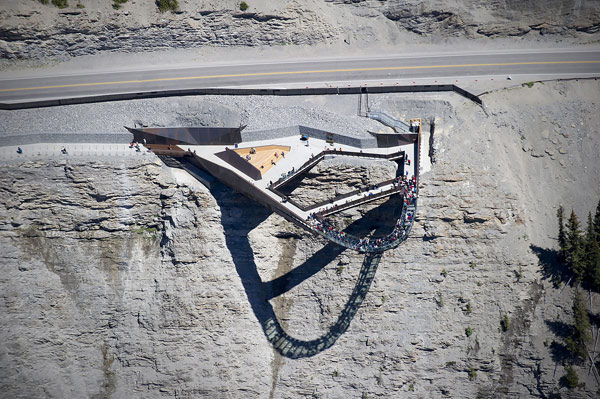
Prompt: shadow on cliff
<box><xmin>263</xmin><ymin>194</ymin><xmax>402</xmax><ymax>300</ymax></box>
<box><xmin>212</xmin><ymin>184</ymin><xmax>393</xmax><ymax>359</ymax></box>
<box><xmin>530</xmin><ymin>245</ymin><xmax>571</xmax><ymax>288</ymax></box>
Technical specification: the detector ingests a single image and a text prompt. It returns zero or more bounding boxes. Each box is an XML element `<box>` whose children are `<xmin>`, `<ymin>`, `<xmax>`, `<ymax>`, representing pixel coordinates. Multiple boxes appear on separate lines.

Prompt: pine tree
<box><xmin>593</xmin><ymin>199</ymin><xmax>600</xmax><ymax>245</ymax></box>
<box><xmin>567</xmin><ymin>290</ymin><xmax>591</xmax><ymax>360</ymax></box>
<box><xmin>557</xmin><ymin>205</ymin><xmax>566</xmax><ymax>261</ymax></box>
<box><xmin>586</xmin><ymin>212</ymin><xmax>596</xmax><ymax>243</ymax></box>
<box><xmin>585</xmin><ymin>212</ymin><xmax>600</xmax><ymax>292</ymax></box>
<box><xmin>589</xmin><ymin>239</ymin><xmax>600</xmax><ymax>292</ymax></box>
<box><xmin>562</xmin><ymin>365</ymin><xmax>579</xmax><ymax>389</ymax></box>
<box><xmin>566</xmin><ymin>210</ymin><xmax>584</xmax><ymax>282</ymax></box>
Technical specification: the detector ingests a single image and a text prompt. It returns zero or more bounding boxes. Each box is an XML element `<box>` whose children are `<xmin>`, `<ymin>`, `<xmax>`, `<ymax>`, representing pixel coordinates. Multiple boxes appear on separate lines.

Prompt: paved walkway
<box><xmin>188</xmin><ymin>135</ymin><xmax>414</xmax><ymax>221</ymax></box>
<box><xmin>0</xmin><ymin>142</ymin><xmax>148</xmax><ymax>163</ymax></box>
<box><xmin>186</xmin><ymin>134</ymin><xmax>418</xmax><ymax>252</ymax></box>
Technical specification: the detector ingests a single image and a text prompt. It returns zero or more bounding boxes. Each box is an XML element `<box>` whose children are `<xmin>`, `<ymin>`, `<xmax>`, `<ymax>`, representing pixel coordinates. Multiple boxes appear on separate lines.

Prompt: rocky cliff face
<box><xmin>282</xmin><ymin>158</ymin><xmax>397</xmax><ymax>207</ymax></box>
<box><xmin>1</xmin><ymin>80</ymin><xmax>599</xmax><ymax>397</ymax></box>
<box><xmin>0</xmin><ymin>0</ymin><xmax>598</xmax><ymax>63</ymax></box>
<box><xmin>0</xmin><ymin>157</ymin><xmax>278</xmax><ymax>397</ymax></box>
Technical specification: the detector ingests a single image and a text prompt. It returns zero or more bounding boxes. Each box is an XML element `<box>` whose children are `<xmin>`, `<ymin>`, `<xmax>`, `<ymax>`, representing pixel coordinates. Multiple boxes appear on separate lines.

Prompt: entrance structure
<box><xmin>126</xmin><ymin>123</ymin><xmax>421</xmax><ymax>253</ymax></box>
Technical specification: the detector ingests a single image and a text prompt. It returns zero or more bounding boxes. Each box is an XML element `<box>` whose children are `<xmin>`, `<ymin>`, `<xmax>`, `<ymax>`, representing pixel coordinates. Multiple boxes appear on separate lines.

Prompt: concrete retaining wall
<box><xmin>0</xmin><ymin>84</ymin><xmax>482</xmax><ymax>110</ymax></box>
<box><xmin>244</xmin><ymin>125</ymin><xmax>377</xmax><ymax>149</ymax></box>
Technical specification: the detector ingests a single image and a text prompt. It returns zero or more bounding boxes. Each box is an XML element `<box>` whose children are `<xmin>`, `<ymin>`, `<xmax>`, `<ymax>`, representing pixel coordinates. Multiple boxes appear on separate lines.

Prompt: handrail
<box><xmin>315</xmin><ymin>184</ymin><xmax>404</xmax><ymax>217</ymax></box>
<box><xmin>307</xmin><ymin>196</ymin><xmax>417</xmax><ymax>253</ymax></box>
<box><xmin>270</xmin><ymin>150</ymin><xmax>326</xmax><ymax>189</ymax></box>
<box><xmin>304</xmin><ymin>178</ymin><xmax>398</xmax><ymax>212</ymax></box>
<box><xmin>270</xmin><ymin>149</ymin><xmax>404</xmax><ymax>190</ymax></box>
<box><xmin>367</xmin><ymin>110</ymin><xmax>411</xmax><ymax>133</ymax></box>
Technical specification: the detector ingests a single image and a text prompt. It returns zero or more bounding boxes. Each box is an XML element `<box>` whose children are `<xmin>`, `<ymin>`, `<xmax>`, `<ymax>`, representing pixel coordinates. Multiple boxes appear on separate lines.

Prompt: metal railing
<box><xmin>308</xmin><ymin>196</ymin><xmax>417</xmax><ymax>253</ymax></box>
<box><xmin>304</xmin><ymin>178</ymin><xmax>397</xmax><ymax>212</ymax></box>
<box><xmin>315</xmin><ymin>184</ymin><xmax>404</xmax><ymax>217</ymax></box>
<box><xmin>367</xmin><ymin>110</ymin><xmax>411</xmax><ymax>133</ymax></box>
<box><xmin>270</xmin><ymin>148</ymin><xmax>404</xmax><ymax>191</ymax></box>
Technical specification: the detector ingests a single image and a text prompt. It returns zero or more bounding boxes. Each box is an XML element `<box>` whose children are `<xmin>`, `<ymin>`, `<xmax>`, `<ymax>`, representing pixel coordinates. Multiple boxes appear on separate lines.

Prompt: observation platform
<box><xmin>127</xmin><ymin>124</ymin><xmax>421</xmax><ymax>253</ymax></box>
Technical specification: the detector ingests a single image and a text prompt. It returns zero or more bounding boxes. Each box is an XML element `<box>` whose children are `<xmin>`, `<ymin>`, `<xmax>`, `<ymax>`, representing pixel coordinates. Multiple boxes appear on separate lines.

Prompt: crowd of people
<box><xmin>306</xmin><ymin>174</ymin><xmax>418</xmax><ymax>253</ymax></box>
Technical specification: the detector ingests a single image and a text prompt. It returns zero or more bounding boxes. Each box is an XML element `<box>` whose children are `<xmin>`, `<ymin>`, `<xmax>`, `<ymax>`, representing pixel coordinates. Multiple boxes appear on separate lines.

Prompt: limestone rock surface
<box><xmin>0</xmin><ymin>0</ymin><xmax>598</xmax><ymax>63</ymax></box>
<box><xmin>1</xmin><ymin>80</ymin><xmax>599</xmax><ymax>397</ymax></box>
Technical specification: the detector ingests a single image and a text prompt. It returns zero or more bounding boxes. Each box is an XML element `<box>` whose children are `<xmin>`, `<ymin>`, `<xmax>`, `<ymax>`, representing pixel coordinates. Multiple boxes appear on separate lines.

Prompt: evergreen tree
<box><xmin>585</xmin><ymin>212</ymin><xmax>600</xmax><ymax>292</ymax></box>
<box><xmin>588</xmin><ymin>239</ymin><xmax>600</xmax><ymax>292</ymax></box>
<box><xmin>557</xmin><ymin>205</ymin><xmax>566</xmax><ymax>261</ymax></box>
<box><xmin>593</xmin><ymin>199</ymin><xmax>600</xmax><ymax>245</ymax></box>
<box><xmin>566</xmin><ymin>290</ymin><xmax>591</xmax><ymax>360</ymax></box>
<box><xmin>586</xmin><ymin>212</ymin><xmax>596</xmax><ymax>243</ymax></box>
<box><xmin>566</xmin><ymin>210</ymin><xmax>584</xmax><ymax>282</ymax></box>
<box><xmin>562</xmin><ymin>365</ymin><xmax>579</xmax><ymax>389</ymax></box>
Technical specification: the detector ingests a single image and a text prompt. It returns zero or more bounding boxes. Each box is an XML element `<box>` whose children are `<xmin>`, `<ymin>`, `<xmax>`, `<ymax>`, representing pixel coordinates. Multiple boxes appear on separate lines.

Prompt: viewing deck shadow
<box><xmin>213</xmin><ymin>183</ymin><xmax>390</xmax><ymax>359</ymax></box>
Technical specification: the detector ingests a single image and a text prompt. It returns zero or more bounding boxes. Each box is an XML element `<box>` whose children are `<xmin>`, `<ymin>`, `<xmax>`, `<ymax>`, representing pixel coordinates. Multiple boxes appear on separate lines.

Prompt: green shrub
<box><xmin>408</xmin><ymin>383</ymin><xmax>414</xmax><ymax>391</ymax></box>
<box><xmin>469</xmin><ymin>261</ymin><xmax>476</xmax><ymax>269</ymax></box>
<box><xmin>441</xmin><ymin>268</ymin><xmax>448</xmax><ymax>278</ymax></box>
<box><xmin>501</xmin><ymin>314</ymin><xmax>510</xmax><ymax>332</ymax></box>
<box><xmin>113</xmin><ymin>0</ymin><xmax>127</xmax><ymax>9</ymax></box>
<box><xmin>38</xmin><ymin>0</ymin><xmax>50</xmax><ymax>4</ymax></box>
<box><xmin>52</xmin><ymin>0</ymin><xmax>68</xmax><ymax>8</ymax></box>
<box><xmin>465</xmin><ymin>327</ymin><xmax>473</xmax><ymax>337</ymax></box>
<box><xmin>465</xmin><ymin>301</ymin><xmax>472</xmax><ymax>314</ymax></box>
<box><xmin>468</xmin><ymin>368</ymin><xmax>477</xmax><ymax>380</ymax></box>
<box><xmin>156</xmin><ymin>0</ymin><xmax>179</xmax><ymax>12</ymax></box>
<box><xmin>561</xmin><ymin>366</ymin><xmax>578</xmax><ymax>389</ymax></box>
<box><xmin>240</xmin><ymin>1</ymin><xmax>249</xmax><ymax>11</ymax></box>
<box><xmin>76</xmin><ymin>0</ymin><xmax>84</xmax><ymax>8</ymax></box>
<box><xmin>515</xmin><ymin>266</ymin><xmax>523</xmax><ymax>281</ymax></box>
<box><xmin>523</xmin><ymin>82</ymin><xmax>535</xmax><ymax>88</ymax></box>
<box><xmin>336</xmin><ymin>264</ymin><xmax>344</xmax><ymax>276</ymax></box>
<box><xmin>134</xmin><ymin>226</ymin><xmax>158</xmax><ymax>240</ymax></box>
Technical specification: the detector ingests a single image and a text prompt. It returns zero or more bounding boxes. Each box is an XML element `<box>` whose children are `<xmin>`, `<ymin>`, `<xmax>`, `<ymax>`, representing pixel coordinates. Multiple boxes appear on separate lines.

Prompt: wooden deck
<box><xmin>234</xmin><ymin>145</ymin><xmax>291</xmax><ymax>175</ymax></box>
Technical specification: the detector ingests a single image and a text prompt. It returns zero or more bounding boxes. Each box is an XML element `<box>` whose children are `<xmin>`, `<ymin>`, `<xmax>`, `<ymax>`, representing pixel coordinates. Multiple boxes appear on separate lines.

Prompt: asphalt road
<box><xmin>0</xmin><ymin>49</ymin><xmax>599</xmax><ymax>103</ymax></box>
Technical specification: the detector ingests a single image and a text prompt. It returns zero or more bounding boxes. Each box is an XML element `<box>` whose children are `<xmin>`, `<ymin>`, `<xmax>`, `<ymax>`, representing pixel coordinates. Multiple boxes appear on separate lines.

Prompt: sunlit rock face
<box><xmin>1</xmin><ymin>80</ymin><xmax>599</xmax><ymax>397</ymax></box>
<box><xmin>0</xmin><ymin>0</ymin><xmax>599</xmax><ymax>63</ymax></box>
